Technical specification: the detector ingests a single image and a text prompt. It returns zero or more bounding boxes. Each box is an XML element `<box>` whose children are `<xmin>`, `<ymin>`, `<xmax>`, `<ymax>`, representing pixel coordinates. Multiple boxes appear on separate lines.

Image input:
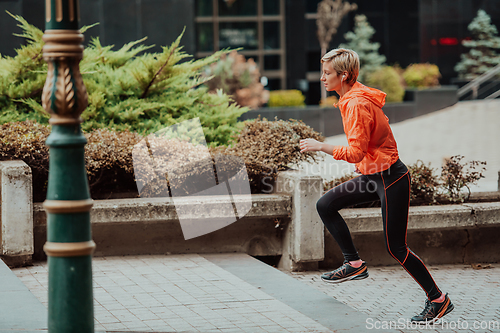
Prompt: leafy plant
<box><xmin>366</xmin><ymin>66</ymin><xmax>405</xmax><ymax>102</ymax></box>
<box><xmin>268</xmin><ymin>90</ymin><xmax>306</xmax><ymax>107</ymax></box>
<box><xmin>408</xmin><ymin>160</ymin><xmax>440</xmax><ymax>204</ymax></box>
<box><xmin>403</xmin><ymin>63</ymin><xmax>441</xmax><ymax>88</ymax></box>
<box><xmin>441</xmin><ymin>155</ymin><xmax>487</xmax><ymax>203</ymax></box>
<box><xmin>0</xmin><ymin>13</ymin><xmax>248</xmax><ymax>147</ymax></box>
<box><xmin>203</xmin><ymin>50</ymin><xmax>269</xmax><ymax>109</ymax></box>
<box><xmin>323</xmin><ymin>156</ymin><xmax>487</xmax><ymax>205</ymax></box>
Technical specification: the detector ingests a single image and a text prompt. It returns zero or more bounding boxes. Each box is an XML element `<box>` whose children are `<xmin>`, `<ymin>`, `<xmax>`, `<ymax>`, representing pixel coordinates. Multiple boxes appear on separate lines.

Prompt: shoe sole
<box><xmin>321</xmin><ymin>271</ymin><xmax>369</xmax><ymax>284</ymax></box>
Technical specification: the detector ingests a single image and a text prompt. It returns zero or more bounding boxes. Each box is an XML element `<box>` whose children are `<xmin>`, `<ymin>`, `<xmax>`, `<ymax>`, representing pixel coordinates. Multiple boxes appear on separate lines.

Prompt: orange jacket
<box><xmin>332</xmin><ymin>82</ymin><xmax>399</xmax><ymax>175</ymax></box>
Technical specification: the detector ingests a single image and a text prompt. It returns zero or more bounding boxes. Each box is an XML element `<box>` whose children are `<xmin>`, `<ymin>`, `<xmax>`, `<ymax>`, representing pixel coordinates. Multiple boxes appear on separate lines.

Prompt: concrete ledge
<box><xmin>341</xmin><ymin>202</ymin><xmax>500</xmax><ymax>233</ymax></box>
<box><xmin>33</xmin><ymin>194</ymin><xmax>292</xmax><ymax>260</ymax></box>
<box><xmin>34</xmin><ymin>194</ymin><xmax>291</xmax><ymax>225</ymax></box>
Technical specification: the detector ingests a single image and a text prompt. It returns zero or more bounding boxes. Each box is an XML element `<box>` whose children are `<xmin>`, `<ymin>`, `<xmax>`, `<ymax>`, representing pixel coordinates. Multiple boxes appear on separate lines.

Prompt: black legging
<box><xmin>317</xmin><ymin>159</ymin><xmax>442</xmax><ymax>301</ymax></box>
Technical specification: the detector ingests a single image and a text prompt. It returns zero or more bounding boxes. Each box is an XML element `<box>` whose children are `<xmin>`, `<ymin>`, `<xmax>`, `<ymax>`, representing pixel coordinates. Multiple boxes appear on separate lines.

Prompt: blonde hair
<box><xmin>321</xmin><ymin>48</ymin><xmax>360</xmax><ymax>85</ymax></box>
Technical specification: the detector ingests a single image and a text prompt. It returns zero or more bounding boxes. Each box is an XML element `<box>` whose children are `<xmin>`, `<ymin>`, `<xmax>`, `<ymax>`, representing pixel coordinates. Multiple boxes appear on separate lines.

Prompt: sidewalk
<box><xmin>7</xmin><ymin>253</ymin><xmax>366</xmax><ymax>333</ymax></box>
<box><xmin>5</xmin><ymin>253</ymin><xmax>500</xmax><ymax>333</ymax></box>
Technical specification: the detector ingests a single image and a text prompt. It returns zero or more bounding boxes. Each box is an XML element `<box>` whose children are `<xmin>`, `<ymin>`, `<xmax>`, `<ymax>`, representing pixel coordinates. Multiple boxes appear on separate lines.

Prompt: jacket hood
<box><xmin>339</xmin><ymin>82</ymin><xmax>386</xmax><ymax>109</ymax></box>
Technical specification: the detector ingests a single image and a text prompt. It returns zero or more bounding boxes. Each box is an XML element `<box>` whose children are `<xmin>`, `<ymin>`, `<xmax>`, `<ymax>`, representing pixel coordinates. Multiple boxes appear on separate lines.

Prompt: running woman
<box><xmin>299</xmin><ymin>48</ymin><xmax>454</xmax><ymax>323</ymax></box>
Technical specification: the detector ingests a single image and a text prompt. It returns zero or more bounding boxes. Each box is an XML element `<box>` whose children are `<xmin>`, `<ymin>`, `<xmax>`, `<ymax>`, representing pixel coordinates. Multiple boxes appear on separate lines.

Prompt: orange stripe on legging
<box><xmin>384</xmin><ymin>170</ymin><xmax>409</xmax><ymax>190</ymax></box>
<box><xmin>382</xmin><ymin>173</ymin><xmax>430</xmax><ymax>300</ymax></box>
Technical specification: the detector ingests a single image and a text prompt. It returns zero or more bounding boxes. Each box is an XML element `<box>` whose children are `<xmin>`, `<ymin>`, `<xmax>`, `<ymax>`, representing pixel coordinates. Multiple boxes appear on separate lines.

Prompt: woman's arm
<box><xmin>299</xmin><ymin>139</ymin><xmax>337</xmax><ymax>156</ymax></box>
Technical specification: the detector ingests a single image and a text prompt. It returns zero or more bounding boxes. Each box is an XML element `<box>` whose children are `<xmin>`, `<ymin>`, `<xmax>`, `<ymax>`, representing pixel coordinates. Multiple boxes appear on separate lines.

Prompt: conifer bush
<box><xmin>339</xmin><ymin>14</ymin><xmax>386</xmax><ymax>83</ymax></box>
<box><xmin>455</xmin><ymin>9</ymin><xmax>500</xmax><ymax>79</ymax></box>
<box><xmin>0</xmin><ymin>13</ymin><xmax>248</xmax><ymax>147</ymax></box>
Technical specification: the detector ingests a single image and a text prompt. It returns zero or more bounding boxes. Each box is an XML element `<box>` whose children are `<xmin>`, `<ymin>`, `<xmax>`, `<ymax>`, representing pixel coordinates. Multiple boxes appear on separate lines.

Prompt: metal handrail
<box><xmin>457</xmin><ymin>63</ymin><xmax>500</xmax><ymax>99</ymax></box>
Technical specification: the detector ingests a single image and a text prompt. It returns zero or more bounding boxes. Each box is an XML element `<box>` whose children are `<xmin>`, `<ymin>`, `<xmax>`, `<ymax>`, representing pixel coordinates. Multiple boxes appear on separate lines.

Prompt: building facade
<box><xmin>1</xmin><ymin>0</ymin><xmax>499</xmax><ymax>104</ymax></box>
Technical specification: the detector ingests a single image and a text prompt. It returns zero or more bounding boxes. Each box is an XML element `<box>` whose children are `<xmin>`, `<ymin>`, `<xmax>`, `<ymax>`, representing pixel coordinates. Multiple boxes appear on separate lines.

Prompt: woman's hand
<box><xmin>300</xmin><ymin>138</ymin><xmax>323</xmax><ymax>153</ymax></box>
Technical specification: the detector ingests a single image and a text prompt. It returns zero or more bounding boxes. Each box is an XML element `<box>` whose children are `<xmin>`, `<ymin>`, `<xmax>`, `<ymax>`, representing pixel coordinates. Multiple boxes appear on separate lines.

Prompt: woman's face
<box><xmin>320</xmin><ymin>61</ymin><xmax>342</xmax><ymax>92</ymax></box>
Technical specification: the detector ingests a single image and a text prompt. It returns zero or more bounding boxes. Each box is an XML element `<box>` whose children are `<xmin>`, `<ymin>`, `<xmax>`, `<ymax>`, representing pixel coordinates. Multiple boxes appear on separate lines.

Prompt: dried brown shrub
<box><xmin>0</xmin><ymin>121</ymin><xmax>50</xmax><ymax>202</ymax></box>
<box><xmin>133</xmin><ymin>137</ymin><xmax>218</xmax><ymax>197</ymax></box>
<box><xmin>214</xmin><ymin>117</ymin><xmax>325</xmax><ymax>193</ymax></box>
<box><xmin>85</xmin><ymin>128</ymin><xmax>142</xmax><ymax>198</ymax></box>
<box><xmin>0</xmin><ymin>121</ymin><xmax>143</xmax><ymax>201</ymax></box>
<box><xmin>0</xmin><ymin>118</ymin><xmax>325</xmax><ymax>200</ymax></box>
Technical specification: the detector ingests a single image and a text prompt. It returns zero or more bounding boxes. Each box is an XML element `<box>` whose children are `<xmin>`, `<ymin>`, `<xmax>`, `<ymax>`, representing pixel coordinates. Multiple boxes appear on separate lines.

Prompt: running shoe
<box><xmin>321</xmin><ymin>261</ymin><xmax>369</xmax><ymax>283</ymax></box>
<box><xmin>411</xmin><ymin>293</ymin><xmax>454</xmax><ymax>323</ymax></box>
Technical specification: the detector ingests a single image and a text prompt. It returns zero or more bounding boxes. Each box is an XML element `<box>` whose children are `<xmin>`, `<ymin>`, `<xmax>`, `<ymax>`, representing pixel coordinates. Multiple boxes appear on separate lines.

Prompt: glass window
<box><xmin>307</xmin><ymin>51</ymin><xmax>321</xmax><ymax>72</ymax></box>
<box><xmin>267</xmin><ymin>78</ymin><xmax>281</xmax><ymax>91</ymax></box>
<box><xmin>263</xmin><ymin>0</ymin><xmax>280</xmax><ymax>15</ymax></box>
<box><xmin>263</xmin><ymin>21</ymin><xmax>280</xmax><ymax>49</ymax></box>
<box><xmin>306</xmin><ymin>0</ymin><xmax>321</xmax><ymax>14</ymax></box>
<box><xmin>264</xmin><ymin>55</ymin><xmax>280</xmax><ymax>70</ymax></box>
<box><xmin>196</xmin><ymin>23</ymin><xmax>214</xmax><ymax>52</ymax></box>
<box><xmin>219</xmin><ymin>22</ymin><xmax>258</xmax><ymax>50</ymax></box>
<box><xmin>218</xmin><ymin>0</ymin><xmax>257</xmax><ymax>16</ymax></box>
<box><xmin>196</xmin><ymin>0</ymin><xmax>213</xmax><ymax>17</ymax></box>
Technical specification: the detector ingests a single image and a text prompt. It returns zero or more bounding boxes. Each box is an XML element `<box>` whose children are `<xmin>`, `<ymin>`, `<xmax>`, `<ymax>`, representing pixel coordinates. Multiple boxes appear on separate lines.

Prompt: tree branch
<box><xmin>140</xmin><ymin>45</ymin><xmax>178</xmax><ymax>99</ymax></box>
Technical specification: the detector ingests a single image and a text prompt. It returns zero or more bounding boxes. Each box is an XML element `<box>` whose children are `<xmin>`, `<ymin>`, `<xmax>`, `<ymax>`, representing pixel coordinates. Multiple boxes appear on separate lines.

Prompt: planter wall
<box><xmin>240</xmin><ymin>86</ymin><xmax>458</xmax><ymax>137</ymax></box>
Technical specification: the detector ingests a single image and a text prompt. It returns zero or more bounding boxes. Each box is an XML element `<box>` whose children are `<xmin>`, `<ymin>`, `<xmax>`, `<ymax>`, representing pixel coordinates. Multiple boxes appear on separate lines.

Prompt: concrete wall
<box><xmin>33</xmin><ymin>194</ymin><xmax>292</xmax><ymax>261</ymax></box>
<box><xmin>0</xmin><ymin>161</ymin><xmax>33</xmax><ymax>267</ymax></box>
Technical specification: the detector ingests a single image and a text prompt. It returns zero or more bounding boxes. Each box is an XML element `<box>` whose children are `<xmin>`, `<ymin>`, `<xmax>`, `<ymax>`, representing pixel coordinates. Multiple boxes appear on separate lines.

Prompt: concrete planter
<box><xmin>2</xmin><ymin>161</ymin><xmax>500</xmax><ymax>271</ymax></box>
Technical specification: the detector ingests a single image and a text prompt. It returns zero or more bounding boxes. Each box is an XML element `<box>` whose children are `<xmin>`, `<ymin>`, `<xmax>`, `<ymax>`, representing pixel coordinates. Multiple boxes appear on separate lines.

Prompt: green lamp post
<box><xmin>41</xmin><ymin>0</ymin><xmax>95</xmax><ymax>331</ymax></box>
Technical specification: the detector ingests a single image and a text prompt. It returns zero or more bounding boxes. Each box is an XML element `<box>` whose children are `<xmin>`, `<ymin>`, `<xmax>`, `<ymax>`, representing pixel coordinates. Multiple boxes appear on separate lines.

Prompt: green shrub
<box><xmin>403</xmin><ymin>63</ymin><xmax>441</xmax><ymax>88</ymax></box>
<box><xmin>268</xmin><ymin>90</ymin><xmax>306</xmax><ymax>107</ymax></box>
<box><xmin>0</xmin><ymin>13</ymin><xmax>247</xmax><ymax>148</ymax></box>
<box><xmin>366</xmin><ymin>66</ymin><xmax>405</xmax><ymax>103</ymax></box>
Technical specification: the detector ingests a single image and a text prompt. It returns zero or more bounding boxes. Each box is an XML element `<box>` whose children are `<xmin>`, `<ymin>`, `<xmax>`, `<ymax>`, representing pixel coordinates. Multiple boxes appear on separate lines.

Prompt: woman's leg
<box><xmin>316</xmin><ymin>176</ymin><xmax>379</xmax><ymax>262</ymax></box>
<box><xmin>378</xmin><ymin>168</ymin><xmax>454</xmax><ymax>322</ymax></box>
<box><xmin>378</xmin><ymin>170</ymin><xmax>443</xmax><ymax>301</ymax></box>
